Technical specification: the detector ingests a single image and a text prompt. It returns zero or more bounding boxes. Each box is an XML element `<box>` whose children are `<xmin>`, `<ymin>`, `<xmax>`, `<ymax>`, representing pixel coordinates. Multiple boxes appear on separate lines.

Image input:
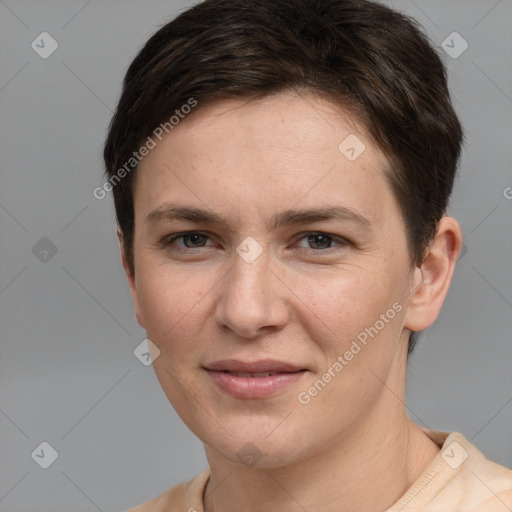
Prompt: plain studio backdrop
<box><xmin>0</xmin><ymin>1</ymin><xmax>511</xmax><ymax>511</ymax></box>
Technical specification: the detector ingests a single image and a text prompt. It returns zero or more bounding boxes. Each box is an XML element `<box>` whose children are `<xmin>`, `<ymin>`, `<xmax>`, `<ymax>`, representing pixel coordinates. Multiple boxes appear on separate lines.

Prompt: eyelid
<box><xmin>161</xmin><ymin>230</ymin><xmax>214</xmax><ymax>249</ymax></box>
<box><xmin>292</xmin><ymin>231</ymin><xmax>350</xmax><ymax>250</ymax></box>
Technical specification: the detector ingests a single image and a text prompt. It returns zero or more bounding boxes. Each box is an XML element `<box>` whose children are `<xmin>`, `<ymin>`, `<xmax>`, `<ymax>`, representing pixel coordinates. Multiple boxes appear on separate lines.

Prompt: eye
<box><xmin>295</xmin><ymin>232</ymin><xmax>348</xmax><ymax>251</ymax></box>
<box><xmin>163</xmin><ymin>231</ymin><xmax>212</xmax><ymax>249</ymax></box>
<box><xmin>160</xmin><ymin>230</ymin><xmax>349</xmax><ymax>254</ymax></box>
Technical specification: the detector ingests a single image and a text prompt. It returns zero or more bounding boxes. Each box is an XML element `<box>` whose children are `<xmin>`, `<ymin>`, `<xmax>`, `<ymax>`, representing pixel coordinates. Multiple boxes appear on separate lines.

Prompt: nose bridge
<box><xmin>215</xmin><ymin>244</ymin><xmax>287</xmax><ymax>337</ymax></box>
<box><xmin>226</xmin><ymin>245</ymin><xmax>271</xmax><ymax>303</ymax></box>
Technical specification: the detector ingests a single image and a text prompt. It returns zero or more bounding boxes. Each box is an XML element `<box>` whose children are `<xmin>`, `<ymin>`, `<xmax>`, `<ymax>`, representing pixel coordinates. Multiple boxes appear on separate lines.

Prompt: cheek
<box><xmin>294</xmin><ymin>266</ymin><xmax>407</xmax><ymax>376</ymax></box>
<box><xmin>294</xmin><ymin>276</ymin><xmax>406</xmax><ymax>421</ymax></box>
<box><xmin>136</xmin><ymin>262</ymin><xmax>216</xmax><ymax>358</ymax></box>
<box><xmin>296</xmin><ymin>266</ymin><xmax>392</xmax><ymax>332</ymax></box>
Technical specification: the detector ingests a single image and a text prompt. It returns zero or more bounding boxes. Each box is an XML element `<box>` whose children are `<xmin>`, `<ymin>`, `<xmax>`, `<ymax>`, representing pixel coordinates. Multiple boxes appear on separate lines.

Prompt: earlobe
<box><xmin>117</xmin><ymin>228</ymin><xmax>146</xmax><ymax>328</ymax></box>
<box><xmin>404</xmin><ymin>217</ymin><xmax>463</xmax><ymax>333</ymax></box>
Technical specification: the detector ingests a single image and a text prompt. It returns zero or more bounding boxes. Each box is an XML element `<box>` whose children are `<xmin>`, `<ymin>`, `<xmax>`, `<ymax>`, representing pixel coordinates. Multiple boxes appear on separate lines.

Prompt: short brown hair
<box><xmin>103</xmin><ymin>0</ymin><xmax>464</xmax><ymax>353</ymax></box>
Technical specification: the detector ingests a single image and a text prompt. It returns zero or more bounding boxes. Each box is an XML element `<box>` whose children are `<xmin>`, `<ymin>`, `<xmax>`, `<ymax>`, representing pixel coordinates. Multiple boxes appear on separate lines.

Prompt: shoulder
<box><xmin>459</xmin><ymin>450</ymin><xmax>512</xmax><ymax>511</ymax></box>
<box><xmin>433</xmin><ymin>431</ymin><xmax>512</xmax><ymax>511</ymax></box>
<box><xmin>127</xmin><ymin>482</ymin><xmax>189</xmax><ymax>512</ymax></box>
<box><xmin>125</xmin><ymin>469</ymin><xmax>210</xmax><ymax>512</ymax></box>
<box><xmin>392</xmin><ymin>430</ymin><xmax>512</xmax><ymax>511</ymax></box>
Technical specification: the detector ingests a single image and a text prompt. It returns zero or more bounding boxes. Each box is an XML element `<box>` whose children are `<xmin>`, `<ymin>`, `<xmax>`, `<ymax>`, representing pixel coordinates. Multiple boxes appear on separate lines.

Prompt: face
<box><xmin>124</xmin><ymin>92</ymin><xmax>420</xmax><ymax>468</ymax></box>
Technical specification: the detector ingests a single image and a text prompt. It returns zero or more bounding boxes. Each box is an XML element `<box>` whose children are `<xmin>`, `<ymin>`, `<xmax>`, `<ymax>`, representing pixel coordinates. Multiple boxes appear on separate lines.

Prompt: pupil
<box><xmin>310</xmin><ymin>234</ymin><xmax>330</xmax><ymax>249</ymax></box>
<box><xmin>186</xmin><ymin>233</ymin><xmax>204</xmax><ymax>247</ymax></box>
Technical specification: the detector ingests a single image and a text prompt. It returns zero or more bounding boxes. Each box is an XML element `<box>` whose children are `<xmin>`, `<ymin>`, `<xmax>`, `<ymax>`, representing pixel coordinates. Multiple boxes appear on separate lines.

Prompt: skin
<box><xmin>119</xmin><ymin>91</ymin><xmax>462</xmax><ymax>511</ymax></box>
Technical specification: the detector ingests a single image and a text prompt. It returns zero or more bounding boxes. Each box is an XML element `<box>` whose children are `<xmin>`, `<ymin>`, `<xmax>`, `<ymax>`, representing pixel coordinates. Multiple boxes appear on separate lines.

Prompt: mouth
<box><xmin>203</xmin><ymin>359</ymin><xmax>307</xmax><ymax>399</ymax></box>
<box><xmin>204</xmin><ymin>358</ymin><xmax>306</xmax><ymax>373</ymax></box>
<box><xmin>220</xmin><ymin>371</ymin><xmax>299</xmax><ymax>378</ymax></box>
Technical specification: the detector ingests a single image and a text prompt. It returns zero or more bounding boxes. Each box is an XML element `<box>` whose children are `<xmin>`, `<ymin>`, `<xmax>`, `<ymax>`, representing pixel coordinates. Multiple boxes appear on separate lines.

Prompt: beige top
<box><xmin>127</xmin><ymin>431</ymin><xmax>512</xmax><ymax>511</ymax></box>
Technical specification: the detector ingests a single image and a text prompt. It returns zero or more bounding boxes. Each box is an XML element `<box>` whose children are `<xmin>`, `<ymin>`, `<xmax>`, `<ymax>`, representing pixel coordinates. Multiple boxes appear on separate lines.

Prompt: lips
<box><xmin>204</xmin><ymin>359</ymin><xmax>307</xmax><ymax>399</ymax></box>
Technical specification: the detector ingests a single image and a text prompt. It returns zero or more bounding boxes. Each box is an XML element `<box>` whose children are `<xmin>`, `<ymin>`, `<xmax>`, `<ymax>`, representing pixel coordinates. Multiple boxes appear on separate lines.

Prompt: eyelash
<box><xmin>160</xmin><ymin>231</ymin><xmax>350</xmax><ymax>253</ymax></box>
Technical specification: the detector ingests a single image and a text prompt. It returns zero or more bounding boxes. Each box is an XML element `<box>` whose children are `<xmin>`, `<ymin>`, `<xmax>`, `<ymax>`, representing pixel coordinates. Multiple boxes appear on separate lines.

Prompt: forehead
<box><xmin>134</xmin><ymin>92</ymin><xmax>396</xmax><ymax>228</ymax></box>
<box><xmin>155</xmin><ymin>92</ymin><xmax>377</xmax><ymax>164</ymax></box>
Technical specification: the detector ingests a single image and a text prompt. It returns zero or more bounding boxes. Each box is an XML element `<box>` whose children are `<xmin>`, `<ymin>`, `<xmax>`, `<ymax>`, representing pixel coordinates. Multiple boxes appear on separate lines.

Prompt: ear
<box><xmin>403</xmin><ymin>216</ymin><xmax>463</xmax><ymax>332</ymax></box>
<box><xmin>117</xmin><ymin>228</ymin><xmax>145</xmax><ymax>328</ymax></box>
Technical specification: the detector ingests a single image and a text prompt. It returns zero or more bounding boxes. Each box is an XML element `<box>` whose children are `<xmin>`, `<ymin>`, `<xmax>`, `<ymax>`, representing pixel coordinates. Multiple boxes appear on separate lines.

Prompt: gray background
<box><xmin>0</xmin><ymin>0</ymin><xmax>511</xmax><ymax>511</ymax></box>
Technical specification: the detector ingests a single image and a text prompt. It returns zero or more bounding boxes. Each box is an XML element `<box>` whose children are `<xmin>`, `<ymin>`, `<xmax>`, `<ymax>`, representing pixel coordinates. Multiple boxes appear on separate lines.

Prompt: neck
<box><xmin>203</xmin><ymin>406</ymin><xmax>440</xmax><ymax>512</ymax></box>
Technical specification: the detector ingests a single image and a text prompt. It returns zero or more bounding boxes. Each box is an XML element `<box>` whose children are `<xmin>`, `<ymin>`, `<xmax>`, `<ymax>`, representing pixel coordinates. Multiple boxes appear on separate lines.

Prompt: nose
<box><xmin>215</xmin><ymin>249</ymin><xmax>290</xmax><ymax>339</ymax></box>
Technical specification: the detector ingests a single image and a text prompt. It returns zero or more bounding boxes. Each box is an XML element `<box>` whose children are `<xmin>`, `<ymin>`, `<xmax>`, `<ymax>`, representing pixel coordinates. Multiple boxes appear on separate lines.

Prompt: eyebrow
<box><xmin>146</xmin><ymin>204</ymin><xmax>371</xmax><ymax>231</ymax></box>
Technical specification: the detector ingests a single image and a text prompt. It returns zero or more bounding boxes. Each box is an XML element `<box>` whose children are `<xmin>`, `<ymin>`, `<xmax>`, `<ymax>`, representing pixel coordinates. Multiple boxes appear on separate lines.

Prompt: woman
<box><xmin>103</xmin><ymin>0</ymin><xmax>512</xmax><ymax>510</ymax></box>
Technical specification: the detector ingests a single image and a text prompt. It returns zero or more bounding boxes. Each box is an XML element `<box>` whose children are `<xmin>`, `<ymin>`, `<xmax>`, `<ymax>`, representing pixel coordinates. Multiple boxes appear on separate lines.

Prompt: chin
<box><xmin>200</xmin><ymin>421</ymin><xmax>314</xmax><ymax>469</ymax></box>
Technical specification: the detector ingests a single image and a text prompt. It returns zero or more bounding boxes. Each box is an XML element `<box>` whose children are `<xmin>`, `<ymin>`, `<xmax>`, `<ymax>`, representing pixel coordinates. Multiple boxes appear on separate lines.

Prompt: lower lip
<box><xmin>206</xmin><ymin>370</ymin><xmax>306</xmax><ymax>399</ymax></box>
